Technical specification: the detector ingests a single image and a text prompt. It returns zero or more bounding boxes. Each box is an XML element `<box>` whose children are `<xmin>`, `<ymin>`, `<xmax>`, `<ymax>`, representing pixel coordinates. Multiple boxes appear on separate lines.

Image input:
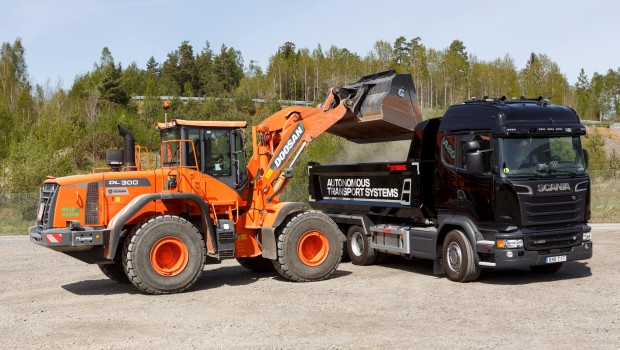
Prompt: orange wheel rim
<box><xmin>297</xmin><ymin>230</ymin><xmax>329</xmax><ymax>267</ymax></box>
<box><xmin>150</xmin><ymin>236</ymin><xmax>189</xmax><ymax>276</ymax></box>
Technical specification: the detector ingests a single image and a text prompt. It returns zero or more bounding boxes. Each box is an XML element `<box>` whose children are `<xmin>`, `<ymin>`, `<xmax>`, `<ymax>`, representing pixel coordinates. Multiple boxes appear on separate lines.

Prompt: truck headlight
<box><xmin>497</xmin><ymin>239</ymin><xmax>523</xmax><ymax>249</ymax></box>
<box><xmin>583</xmin><ymin>232</ymin><xmax>592</xmax><ymax>241</ymax></box>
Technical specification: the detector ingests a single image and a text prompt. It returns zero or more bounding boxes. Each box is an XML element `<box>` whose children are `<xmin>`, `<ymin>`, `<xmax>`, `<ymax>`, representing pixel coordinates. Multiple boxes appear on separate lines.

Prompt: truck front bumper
<box><xmin>30</xmin><ymin>226</ymin><xmax>109</xmax><ymax>251</ymax></box>
<box><xmin>492</xmin><ymin>241</ymin><xmax>592</xmax><ymax>268</ymax></box>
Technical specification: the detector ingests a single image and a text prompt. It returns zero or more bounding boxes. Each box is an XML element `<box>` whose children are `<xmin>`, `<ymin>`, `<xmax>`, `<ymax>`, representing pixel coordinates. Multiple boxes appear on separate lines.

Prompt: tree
<box><xmin>96</xmin><ymin>48</ymin><xmax>129</xmax><ymax>104</ymax></box>
<box><xmin>213</xmin><ymin>44</ymin><xmax>244</xmax><ymax>94</ymax></box>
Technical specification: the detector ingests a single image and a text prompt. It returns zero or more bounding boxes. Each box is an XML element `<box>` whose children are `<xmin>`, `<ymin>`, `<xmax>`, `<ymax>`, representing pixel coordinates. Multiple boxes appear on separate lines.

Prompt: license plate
<box><xmin>545</xmin><ymin>255</ymin><xmax>567</xmax><ymax>264</ymax></box>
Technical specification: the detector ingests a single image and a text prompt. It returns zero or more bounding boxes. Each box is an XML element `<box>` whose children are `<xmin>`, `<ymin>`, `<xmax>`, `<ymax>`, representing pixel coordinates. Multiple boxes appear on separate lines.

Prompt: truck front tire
<box><xmin>442</xmin><ymin>229</ymin><xmax>481</xmax><ymax>282</ymax></box>
<box><xmin>122</xmin><ymin>215</ymin><xmax>206</xmax><ymax>294</ymax></box>
<box><xmin>273</xmin><ymin>211</ymin><xmax>343</xmax><ymax>282</ymax></box>
<box><xmin>347</xmin><ymin>225</ymin><xmax>377</xmax><ymax>266</ymax></box>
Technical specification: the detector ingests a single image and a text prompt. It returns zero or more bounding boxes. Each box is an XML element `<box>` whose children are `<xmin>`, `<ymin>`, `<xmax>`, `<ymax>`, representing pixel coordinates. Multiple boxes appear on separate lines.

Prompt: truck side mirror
<box><xmin>466</xmin><ymin>152</ymin><xmax>483</xmax><ymax>174</ymax></box>
<box><xmin>465</xmin><ymin>140</ymin><xmax>480</xmax><ymax>152</ymax></box>
<box><xmin>583</xmin><ymin>148</ymin><xmax>589</xmax><ymax>169</ymax></box>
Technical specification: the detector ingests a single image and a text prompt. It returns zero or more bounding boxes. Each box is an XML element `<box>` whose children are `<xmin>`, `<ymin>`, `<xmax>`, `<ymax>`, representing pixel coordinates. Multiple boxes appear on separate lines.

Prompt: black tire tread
<box><xmin>273</xmin><ymin>210</ymin><xmax>343</xmax><ymax>282</ymax></box>
<box><xmin>98</xmin><ymin>260</ymin><xmax>130</xmax><ymax>283</ymax></box>
<box><xmin>444</xmin><ymin>230</ymin><xmax>481</xmax><ymax>283</ymax></box>
<box><xmin>122</xmin><ymin>215</ymin><xmax>206</xmax><ymax>295</ymax></box>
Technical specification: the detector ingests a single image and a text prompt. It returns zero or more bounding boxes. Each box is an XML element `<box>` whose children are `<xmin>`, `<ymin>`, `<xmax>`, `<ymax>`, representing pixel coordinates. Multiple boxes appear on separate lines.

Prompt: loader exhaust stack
<box><xmin>327</xmin><ymin>70</ymin><xmax>423</xmax><ymax>143</ymax></box>
<box><xmin>118</xmin><ymin>124</ymin><xmax>136</xmax><ymax>169</ymax></box>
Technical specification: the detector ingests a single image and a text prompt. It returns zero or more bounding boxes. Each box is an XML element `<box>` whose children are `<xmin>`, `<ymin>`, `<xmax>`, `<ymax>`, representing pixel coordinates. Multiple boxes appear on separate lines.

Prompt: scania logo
<box><xmin>537</xmin><ymin>183</ymin><xmax>571</xmax><ymax>192</ymax></box>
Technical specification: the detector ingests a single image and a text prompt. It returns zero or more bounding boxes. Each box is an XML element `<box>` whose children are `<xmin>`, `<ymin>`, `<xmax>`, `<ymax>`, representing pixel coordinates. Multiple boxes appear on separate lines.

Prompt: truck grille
<box><xmin>522</xmin><ymin>194</ymin><xmax>584</xmax><ymax>226</ymax></box>
<box><xmin>37</xmin><ymin>184</ymin><xmax>59</xmax><ymax>231</ymax></box>
<box><xmin>523</xmin><ymin>228</ymin><xmax>583</xmax><ymax>251</ymax></box>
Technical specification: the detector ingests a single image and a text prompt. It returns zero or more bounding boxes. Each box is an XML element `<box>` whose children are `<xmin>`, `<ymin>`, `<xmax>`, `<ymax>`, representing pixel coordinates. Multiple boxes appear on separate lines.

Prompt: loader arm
<box><xmin>246</xmin><ymin>85</ymin><xmax>368</xmax><ymax>212</ymax></box>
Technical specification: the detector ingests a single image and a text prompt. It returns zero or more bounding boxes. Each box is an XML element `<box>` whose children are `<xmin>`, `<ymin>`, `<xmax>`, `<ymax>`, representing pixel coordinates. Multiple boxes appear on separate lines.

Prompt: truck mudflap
<box><xmin>29</xmin><ymin>225</ymin><xmax>108</xmax><ymax>251</ymax></box>
<box><xmin>486</xmin><ymin>241</ymin><xmax>592</xmax><ymax>268</ymax></box>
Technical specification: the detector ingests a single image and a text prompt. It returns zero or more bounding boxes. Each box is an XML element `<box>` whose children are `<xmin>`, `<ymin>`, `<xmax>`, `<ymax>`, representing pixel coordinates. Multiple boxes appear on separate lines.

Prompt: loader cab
<box><xmin>158</xmin><ymin>119</ymin><xmax>248</xmax><ymax>189</ymax></box>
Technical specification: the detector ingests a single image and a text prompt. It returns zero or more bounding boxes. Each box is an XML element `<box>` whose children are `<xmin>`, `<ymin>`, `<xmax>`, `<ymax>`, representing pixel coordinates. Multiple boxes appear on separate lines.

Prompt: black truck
<box><xmin>309</xmin><ymin>96</ymin><xmax>593</xmax><ymax>282</ymax></box>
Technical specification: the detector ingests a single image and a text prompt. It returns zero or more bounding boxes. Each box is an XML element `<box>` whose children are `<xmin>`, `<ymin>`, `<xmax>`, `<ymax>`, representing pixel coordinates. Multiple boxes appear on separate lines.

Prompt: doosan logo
<box><xmin>538</xmin><ymin>183</ymin><xmax>571</xmax><ymax>192</ymax></box>
<box><xmin>271</xmin><ymin>124</ymin><xmax>305</xmax><ymax>169</ymax></box>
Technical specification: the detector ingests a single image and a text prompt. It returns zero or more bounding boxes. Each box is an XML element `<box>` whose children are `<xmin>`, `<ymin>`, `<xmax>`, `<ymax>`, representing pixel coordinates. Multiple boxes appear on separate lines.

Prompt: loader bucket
<box><xmin>327</xmin><ymin>70</ymin><xmax>422</xmax><ymax>143</ymax></box>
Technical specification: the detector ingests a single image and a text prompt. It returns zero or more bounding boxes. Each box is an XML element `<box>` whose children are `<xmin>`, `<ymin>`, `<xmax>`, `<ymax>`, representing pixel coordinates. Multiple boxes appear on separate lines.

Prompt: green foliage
<box><xmin>2</xmin><ymin>36</ymin><xmax>620</xmax><ymax>195</ymax></box>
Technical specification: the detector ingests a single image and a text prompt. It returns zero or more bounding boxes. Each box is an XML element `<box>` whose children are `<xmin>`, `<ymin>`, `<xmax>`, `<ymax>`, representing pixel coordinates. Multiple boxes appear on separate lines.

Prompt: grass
<box><xmin>590</xmin><ymin>177</ymin><xmax>620</xmax><ymax>223</ymax></box>
<box><xmin>0</xmin><ymin>207</ymin><xmax>35</xmax><ymax>235</ymax></box>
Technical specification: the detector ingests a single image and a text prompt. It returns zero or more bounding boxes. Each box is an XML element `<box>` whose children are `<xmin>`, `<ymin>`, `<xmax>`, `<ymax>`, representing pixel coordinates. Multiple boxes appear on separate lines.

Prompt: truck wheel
<box><xmin>236</xmin><ymin>257</ymin><xmax>275</xmax><ymax>272</ymax></box>
<box><xmin>122</xmin><ymin>215</ymin><xmax>206</xmax><ymax>294</ymax></box>
<box><xmin>442</xmin><ymin>229</ymin><xmax>480</xmax><ymax>282</ymax></box>
<box><xmin>98</xmin><ymin>260</ymin><xmax>130</xmax><ymax>283</ymax></box>
<box><xmin>347</xmin><ymin>225</ymin><xmax>377</xmax><ymax>266</ymax></box>
<box><xmin>273</xmin><ymin>211</ymin><xmax>343</xmax><ymax>282</ymax></box>
<box><xmin>530</xmin><ymin>263</ymin><xmax>563</xmax><ymax>273</ymax></box>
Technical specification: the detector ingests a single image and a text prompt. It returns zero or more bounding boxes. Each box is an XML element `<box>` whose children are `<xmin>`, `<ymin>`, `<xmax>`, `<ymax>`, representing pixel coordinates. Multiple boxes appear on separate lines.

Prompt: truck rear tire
<box><xmin>273</xmin><ymin>211</ymin><xmax>343</xmax><ymax>282</ymax></box>
<box><xmin>530</xmin><ymin>263</ymin><xmax>563</xmax><ymax>273</ymax></box>
<box><xmin>442</xmin><ymin>229</ymin><xmax>480</xmax><ymax>282</ymax></box>
<box><xmin>98</xmin><ymin>260</ymin><xmax>130</xmax><ymax>283</ymax></box>
<box><xmin>347</xmin><ymin>225</ymin><xmax>377</xmax><ymax>266</ymax></box>
<box><xmin>122</xmin><ymin>215</ymin><xmax>206</xmax><ymax>294</ymax></box>
<box><xmin>236</xmin><ymin>257</ymin><xmax>275</xmax><ymax>272</ymax></box>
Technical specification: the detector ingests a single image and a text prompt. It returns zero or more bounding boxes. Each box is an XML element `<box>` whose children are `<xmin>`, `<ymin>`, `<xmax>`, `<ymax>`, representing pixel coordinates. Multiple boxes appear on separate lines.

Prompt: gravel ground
<box><xmin>0</xmin><ymin>225</ymin><xmax>618</xmax><ymax>349</ymax></box>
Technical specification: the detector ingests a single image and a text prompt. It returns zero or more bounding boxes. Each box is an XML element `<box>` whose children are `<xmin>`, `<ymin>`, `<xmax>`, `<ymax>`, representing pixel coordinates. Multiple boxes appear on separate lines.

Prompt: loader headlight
<box><xmin>496</xmin><ymin>239</ymin><xmax>523</xmax><ymax>249</ymax></box>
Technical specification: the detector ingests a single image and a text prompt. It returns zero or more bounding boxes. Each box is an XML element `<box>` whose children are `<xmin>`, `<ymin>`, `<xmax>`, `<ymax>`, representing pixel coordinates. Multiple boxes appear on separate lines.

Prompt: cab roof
<box><xmin>156</xmin><ymin>119</ymin><xmax>247</xmax><ymax>129</ymax></box>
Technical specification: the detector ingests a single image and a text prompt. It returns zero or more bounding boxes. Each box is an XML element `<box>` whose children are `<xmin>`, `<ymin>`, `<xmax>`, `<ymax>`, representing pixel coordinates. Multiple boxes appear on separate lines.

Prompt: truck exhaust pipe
<box><xmin>118</xmin><ymin>124</ymin><xmax>136</xmax><ymax>170</ymax></box>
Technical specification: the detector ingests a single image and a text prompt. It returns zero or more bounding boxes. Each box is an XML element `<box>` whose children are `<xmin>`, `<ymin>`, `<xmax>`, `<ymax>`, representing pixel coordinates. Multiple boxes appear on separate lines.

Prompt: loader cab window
<box><xmin>204</xmin><ymin>129</ymin><xmax>231</xmax><ymax>176</ymax></box>
<box><xmin>185</xmin><ymin>128</ymin><xmax>201</xmax><ymax>169</ymax></box>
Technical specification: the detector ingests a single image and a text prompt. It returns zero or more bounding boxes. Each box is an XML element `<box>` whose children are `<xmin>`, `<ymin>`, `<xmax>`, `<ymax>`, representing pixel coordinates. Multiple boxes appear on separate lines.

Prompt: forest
<box><xmin>1</xmin><ymin>36</ymin><xmax>619</xmax><ymax>195</ymax></box>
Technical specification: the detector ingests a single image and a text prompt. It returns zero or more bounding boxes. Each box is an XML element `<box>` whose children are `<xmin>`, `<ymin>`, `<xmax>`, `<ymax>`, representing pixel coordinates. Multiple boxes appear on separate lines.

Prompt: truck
<box><xmin>31</xmin><ymin>71</ymin><xmax>421</xmax><ymax>294</ymax></box>
<box><xmin>309</xmin><ymin>91</ymin><xmax>593</xmax><ymax>281</ymax></box>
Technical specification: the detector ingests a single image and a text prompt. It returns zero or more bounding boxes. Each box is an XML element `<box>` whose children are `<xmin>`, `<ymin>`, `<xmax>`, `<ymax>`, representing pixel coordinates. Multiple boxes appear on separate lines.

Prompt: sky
<box><xmin>3</xmin><ymin>0</ymin><xmax>619</xmax><ymax>90</ymax></box>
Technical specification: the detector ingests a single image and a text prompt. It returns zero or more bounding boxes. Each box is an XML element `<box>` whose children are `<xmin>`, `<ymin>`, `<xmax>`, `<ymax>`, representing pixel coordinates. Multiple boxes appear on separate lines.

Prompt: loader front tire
<box><xmin>122</xmin><ymin>215</ymin><xmax>206</xmax><ymax>294</ymax></box>
<box><xmin>273</xmin><ymin>211</ymin><xmax>343</xmax><ymax>282</ymax></box>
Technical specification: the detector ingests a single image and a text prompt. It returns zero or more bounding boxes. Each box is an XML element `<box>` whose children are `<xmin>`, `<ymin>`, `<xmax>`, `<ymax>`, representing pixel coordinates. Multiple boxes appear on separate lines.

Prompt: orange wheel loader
<box><xmin>29</xmin><ymin>71</ymin><xmax>420</xmax><ymax>294</ymax></box>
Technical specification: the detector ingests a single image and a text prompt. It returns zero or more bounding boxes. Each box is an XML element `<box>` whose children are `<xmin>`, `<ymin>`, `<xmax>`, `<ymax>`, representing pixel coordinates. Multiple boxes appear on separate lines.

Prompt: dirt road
<box><xmin>1</xmin><ymin>226</ymin><xmax>618</xmax><ymax>349</ymax></box>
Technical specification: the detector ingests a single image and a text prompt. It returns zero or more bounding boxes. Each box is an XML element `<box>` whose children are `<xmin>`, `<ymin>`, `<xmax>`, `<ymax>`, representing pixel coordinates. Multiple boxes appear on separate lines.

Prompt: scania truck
<box><xmin>309</xmin><ymin>96</ymin><xmax>593</xmax><ymax>282</ymax></box>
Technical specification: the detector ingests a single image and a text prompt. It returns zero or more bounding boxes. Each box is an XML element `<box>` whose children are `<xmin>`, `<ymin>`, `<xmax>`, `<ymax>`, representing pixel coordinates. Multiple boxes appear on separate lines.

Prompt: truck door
<box><xmin>435</xmin><ymin>134</ymin><xmax>459</xmax><ymax>211</ymax></box>
<box><xmin>456</xmin><ymin>133</ymin><xmax>494</xmax><ymax>223</ymax></box>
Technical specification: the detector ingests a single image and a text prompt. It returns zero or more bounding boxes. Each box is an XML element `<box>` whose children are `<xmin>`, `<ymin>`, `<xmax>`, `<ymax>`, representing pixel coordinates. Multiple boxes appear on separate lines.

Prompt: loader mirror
<box><xmin>465</xmin><ymin>140</ymin><xmax>480</xmax><ymax>152</ymax></box>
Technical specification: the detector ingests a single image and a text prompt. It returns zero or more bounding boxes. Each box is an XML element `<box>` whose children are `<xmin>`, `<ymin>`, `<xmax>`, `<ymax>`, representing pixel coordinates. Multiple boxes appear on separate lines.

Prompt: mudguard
<box><xmin>106</xmin><ymin>192</ymin><xmax>216</xmax><ymax>260</ymax></box>
<box><xmin>260</xmin><ymin>202</ymin><xmax>306</xmax><ymax>260</ymax></box>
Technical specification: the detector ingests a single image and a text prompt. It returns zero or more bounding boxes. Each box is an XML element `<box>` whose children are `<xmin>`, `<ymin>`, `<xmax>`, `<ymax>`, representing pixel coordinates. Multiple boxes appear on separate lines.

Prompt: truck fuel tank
<box><xmin>327</xmin><ymin>70</ymin><xmax>423</xmax><ymax>144</ymax></box>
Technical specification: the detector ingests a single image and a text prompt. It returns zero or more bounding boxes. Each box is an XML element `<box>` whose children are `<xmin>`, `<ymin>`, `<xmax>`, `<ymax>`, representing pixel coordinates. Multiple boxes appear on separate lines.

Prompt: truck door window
<box><xmin>441</xmin><ymin>136</ymin><xmax>457</xmax><ymax>167</ymax></box>
<box><xmin>204</xmin><ymin>129</ymin><xmax>231</xmax><ymax>176</ymax></box>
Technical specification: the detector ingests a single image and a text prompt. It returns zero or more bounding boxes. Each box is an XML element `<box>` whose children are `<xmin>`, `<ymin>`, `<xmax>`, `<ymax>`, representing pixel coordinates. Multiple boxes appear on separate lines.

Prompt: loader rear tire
<box><xmin>98</xmin><ymin>260</ymin><xmax>130</xmax><ymax>283</ymax></box>
<box><xmin>122</xmin><ymin>215</ymin><xmax>206</xmax><ymax>294</ymax></box>
<box><xmin>236</xmin><ymin>257</ymin><xmax>275</xmax><ymax>272</ymax></box>
<box><xmin>273</xmin><ymin>211</ymin><xmax>343</xmax><ymax>282</ymax></box>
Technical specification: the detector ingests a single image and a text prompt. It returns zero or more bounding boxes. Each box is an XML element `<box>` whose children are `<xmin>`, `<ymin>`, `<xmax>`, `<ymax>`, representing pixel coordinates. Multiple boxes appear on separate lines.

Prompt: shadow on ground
<box><xmin>62</xmin><ymin>263</ymin><xmax>352</xmax><ymax>295</ymax></box>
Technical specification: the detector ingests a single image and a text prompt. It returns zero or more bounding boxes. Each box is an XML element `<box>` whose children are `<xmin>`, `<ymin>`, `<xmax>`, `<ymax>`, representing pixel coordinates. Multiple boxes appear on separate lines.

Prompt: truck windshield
<box><xmin>499</xmin><ymin>136</ymin><xmax>586</xmax><ymax>178</ymax></box>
